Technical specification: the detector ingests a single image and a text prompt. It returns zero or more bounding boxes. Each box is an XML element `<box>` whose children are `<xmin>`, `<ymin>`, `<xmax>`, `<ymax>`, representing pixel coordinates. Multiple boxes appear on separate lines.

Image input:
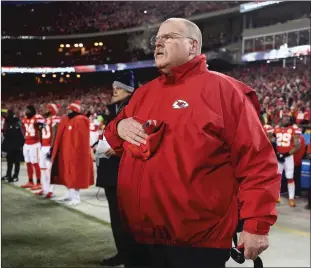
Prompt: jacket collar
<box><xmin>159</xmin><ymin>54</ymin><xmax>207</xmax><ymax>84</ymax></box>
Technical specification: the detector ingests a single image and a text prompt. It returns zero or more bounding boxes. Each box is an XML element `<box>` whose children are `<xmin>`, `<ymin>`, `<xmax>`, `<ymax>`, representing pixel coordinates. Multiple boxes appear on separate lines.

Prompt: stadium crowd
<box><xmin>2</xmin><ymin>86</ymin><xmax>112</xmax><ymax>119</ymax></box>
<box><xmin>2</xmin><ymin>1</ymin><xmax>239</xmax><ymax>36</ymax></box>
<box><xmin>2</xmin><ymin>64</ymin><xmax>310</xmax><ymax>128</ymax></box>
<box><xmin>228</xmin><ymin>64</ymin><xmax>311</xmax><ymax>126</ymax></box>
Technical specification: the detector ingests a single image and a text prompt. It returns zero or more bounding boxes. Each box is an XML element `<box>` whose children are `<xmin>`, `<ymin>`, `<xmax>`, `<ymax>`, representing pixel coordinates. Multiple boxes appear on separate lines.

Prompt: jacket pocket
<box><xmin>123</xmin><ymin>118</ymin><xmax>166</xmax><ymax>160</ymax></box>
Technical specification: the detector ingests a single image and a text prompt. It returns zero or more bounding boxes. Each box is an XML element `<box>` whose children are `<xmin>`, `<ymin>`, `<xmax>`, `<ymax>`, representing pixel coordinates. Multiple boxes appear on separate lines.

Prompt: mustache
<box><xmin>155</xmin><ymin>50</ymin><xmax>164</xmax><ymax>55</ymax></box>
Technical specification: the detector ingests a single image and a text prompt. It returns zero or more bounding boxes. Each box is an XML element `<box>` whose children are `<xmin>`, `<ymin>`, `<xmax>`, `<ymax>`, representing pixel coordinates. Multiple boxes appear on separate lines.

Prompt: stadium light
<box><xmin>74</xmin><ymin>44</ymin><xmax>79</xmax><ymax>47</ymax></box>
<box><xmin>65</xmin><ymin>44</ymin><xmax>70</xmax><ymax>48</ymax></box>
<box><xmin>99</xmin><ymin>42</ymin><xmax>103</xmax><ymax>46</ymax></box>
<box><xmin>94</xmin><ymin>42</ymin><xmax>99</xmax><ymax>46</ymax></box>
<box><xmin>79</xmin><ymin>43</ymin><xmax>83</xmax><ymax>47</ymax></box>
<box><xmin>76</xmin><ymin>74</ymin><xmax>81</xmax><ymax>78</ymax></box>
<box><xmin>60</xmin><ymin>44</ymin><xmax>64</xmax><ymax>48</ymax></box>
<box><xmin>42</xmin><ymin>74</ymin><xmax>46</xmax><ymax>78</ymax></box>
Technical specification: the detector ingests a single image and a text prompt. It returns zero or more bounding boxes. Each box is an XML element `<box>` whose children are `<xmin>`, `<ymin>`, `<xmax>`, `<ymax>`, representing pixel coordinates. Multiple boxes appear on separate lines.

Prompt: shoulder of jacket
<box><xmin>135</xmin><ymin>78</ymin><xmax>159</xmax><ymax>93</ymax></box>
<box><xmin>203</xmin><ymin>71</ymin><xmax>241</xmax><ymax>89</ymax></box>
<box><xmin>204</xmin><ymin>71</ymin><xmax>252</xmax><ymax>99</ymax></box>
<box><xmin>129</xmin><ymin>78</ymin><xmax>160</xmax><ymax>102</ymax></box>
<box><xmin>76</xmin><ymin>114</ymin><xmax>88</xmax><ymax>120</ymax></box>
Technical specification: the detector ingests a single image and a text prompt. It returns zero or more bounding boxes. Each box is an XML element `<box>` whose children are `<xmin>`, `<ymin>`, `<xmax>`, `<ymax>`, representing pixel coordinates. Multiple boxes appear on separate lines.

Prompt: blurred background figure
<box><xmin>96</xmin><ymin>71</ymin><xmax>141</xmax><ymax>267</ymax></box>
<box><xmin>305</xmin><ymin>143</ymin><xmax>311</xmax><ymax>210</ymax></box>
<box><xmin>1</xmin><ymin>109</ymin><xmax>24</xmax><ymax>182</ymax></box>
<box><xmin>20</xmin><ymin>105</ymin><xmax>44</xmax><ymax>190</ymax></box>
<box><xmin>35</xmin><ymin>103</ymin><xmax>61</xmax><ymax>199</ymax></box>
<box><xmin>51</xmin><ymin>101</ymin><xmax>94</xmax><ymax>206</ymax></box>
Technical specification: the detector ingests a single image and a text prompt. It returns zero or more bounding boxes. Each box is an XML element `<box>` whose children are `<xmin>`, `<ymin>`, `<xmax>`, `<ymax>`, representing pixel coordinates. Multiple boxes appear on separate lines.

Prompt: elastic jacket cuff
<box><xmin>243</xmin><ymin>219</ymin><xmax>271</xmax><ymax>235</ymax></box>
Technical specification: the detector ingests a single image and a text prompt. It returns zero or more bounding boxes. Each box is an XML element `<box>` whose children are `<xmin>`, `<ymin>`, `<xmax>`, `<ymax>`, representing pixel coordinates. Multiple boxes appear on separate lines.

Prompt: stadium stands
<box><xmin>2</xmin><ymin>62</ymin><xmax>310</xmax><ymax>128</ymax></box>
<box><xmin>2</xmin><ymin>1</ymin><xmax>240</xmax><ymax>36</ymax></box>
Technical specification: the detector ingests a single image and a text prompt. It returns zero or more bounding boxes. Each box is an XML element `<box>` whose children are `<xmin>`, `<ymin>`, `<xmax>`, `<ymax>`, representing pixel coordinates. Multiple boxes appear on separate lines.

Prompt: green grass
<box><xmin>1</xmin><ymin>183</ymin><xmax>117</xmax><ymax>267</ymax></box>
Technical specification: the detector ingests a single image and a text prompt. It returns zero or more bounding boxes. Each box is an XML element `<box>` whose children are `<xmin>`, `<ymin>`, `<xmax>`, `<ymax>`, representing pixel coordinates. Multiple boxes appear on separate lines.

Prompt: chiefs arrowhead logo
<box><xmin>172</xmin><ymin>100</ymin><xmax>189</xmax><ymax>109</ymax></box>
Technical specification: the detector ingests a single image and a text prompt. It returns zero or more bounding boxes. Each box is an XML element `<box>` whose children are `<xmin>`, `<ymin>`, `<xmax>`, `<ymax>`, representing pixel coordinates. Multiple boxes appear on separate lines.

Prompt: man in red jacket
<box><xmin>104</xmin><ymin>18</ymin><xmax>280</xmax><ymax>268</ymax></box>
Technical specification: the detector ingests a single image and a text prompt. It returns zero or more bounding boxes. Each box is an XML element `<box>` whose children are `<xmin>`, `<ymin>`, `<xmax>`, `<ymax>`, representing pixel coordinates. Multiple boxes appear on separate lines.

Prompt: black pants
<box><xmin>105</xmin><ymin>187</ymin><xmax>150</xmax><ymax>266</ymax></box>
<box><xmin>294</xmin><ymin>165</ymin><xmax>302</xmax><ymax>196</ymax></box>
<box><xmin>125</xmin><ymin>244</ymin><xmax>230</xmax><ymax>268</ymax></box>
<box><xmin>6</xmin><ymin>150</ymin><xmax>20</xmax><ymax>178</ymax></box>
<box><xmin>105</xmin><ymin>187</ymin><xmax>127</xmax><ymax>258</ymax></box>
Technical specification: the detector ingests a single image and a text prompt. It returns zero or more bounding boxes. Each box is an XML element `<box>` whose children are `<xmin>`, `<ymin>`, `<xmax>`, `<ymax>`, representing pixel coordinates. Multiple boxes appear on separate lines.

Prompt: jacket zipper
<box><xmin>137</xmin><ymin>163</ymin><xmax>146</xmax><ymax>222</ymax></box>
<box><xmin>137</xmin><ymin>86</ymin><xmax>168</xmax><ymax>223</ymax></box>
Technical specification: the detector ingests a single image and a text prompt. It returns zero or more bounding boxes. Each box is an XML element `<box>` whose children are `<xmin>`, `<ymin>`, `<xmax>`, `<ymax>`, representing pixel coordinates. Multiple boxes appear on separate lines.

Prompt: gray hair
<box><xmin>165</xmin><ymin>18</ymin><xmax>202</xmax><ymax>54</ymax></box>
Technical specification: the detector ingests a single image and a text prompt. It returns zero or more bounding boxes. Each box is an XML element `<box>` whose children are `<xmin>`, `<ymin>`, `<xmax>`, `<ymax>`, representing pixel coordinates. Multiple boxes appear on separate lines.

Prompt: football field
<box><xmin>1</xmin><ymin>183</ymin><xmax>116</xmax><ymax>267</ymax></box>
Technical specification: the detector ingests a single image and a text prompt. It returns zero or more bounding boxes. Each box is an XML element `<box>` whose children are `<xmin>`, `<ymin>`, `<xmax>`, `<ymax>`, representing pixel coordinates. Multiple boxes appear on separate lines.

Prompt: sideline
<box><xmin>273</xmin><ymin>224</ymin><xmax>310</xmax><ymax>237</ymax></box>
<box><xmin>4</xmin><ymin>182</ymin><xmax>311</xmax><ymax>238</ymax></box>
<box><xmin>3</xmin><ymin>182</ymin><xmax>111</xmax><ymax>227</ymax></box>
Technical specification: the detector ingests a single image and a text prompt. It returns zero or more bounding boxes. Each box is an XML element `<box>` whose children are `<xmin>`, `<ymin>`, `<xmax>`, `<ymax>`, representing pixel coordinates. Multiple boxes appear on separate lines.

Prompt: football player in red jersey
<box><xmin>21</xmin><ymin>105</ymin><xmax>44</xmax><ymax>190</ymax></box>
<box><xmin>35</xmin><ymin>103</ymin><xmax>61</xmax><ymax>198</ymax></box>
<box><xmin>273</xmin><ymin>113</ymin><xmax>302</xmax><ymax>207</ymax></box>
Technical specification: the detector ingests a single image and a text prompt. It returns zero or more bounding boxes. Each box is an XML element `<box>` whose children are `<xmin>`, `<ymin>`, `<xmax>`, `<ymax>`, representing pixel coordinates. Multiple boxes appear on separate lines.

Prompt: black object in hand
<box><xmin>276</xmin><ymin>152</ymin><xmax>291</xmax><ymax>163</ymax></box>
<box><xmin>46</xmin><ymin>147</ymin><xmax>53</xmax><ymax>159</ymax></box>
<box><xmin>276</xmin><ymin>152</ymin><xmax>285</xmax><ymax>163</ymax></box>
<box><xmin>35</xmin><ymin>122</ymin><xmax>45</xmax><ymax>130</ymax></box>
<box><xmin>231</xmin><ymin>246</ymin><xmax>263</xmax><ymax>268</ymax></box>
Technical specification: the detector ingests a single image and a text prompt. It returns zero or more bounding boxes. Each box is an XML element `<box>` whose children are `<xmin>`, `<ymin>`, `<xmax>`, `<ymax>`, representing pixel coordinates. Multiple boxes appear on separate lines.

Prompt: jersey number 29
<box><xmin>276</xmin><ymin>133</ymin><xmax>291</xmax><ymax>147</ymax></box>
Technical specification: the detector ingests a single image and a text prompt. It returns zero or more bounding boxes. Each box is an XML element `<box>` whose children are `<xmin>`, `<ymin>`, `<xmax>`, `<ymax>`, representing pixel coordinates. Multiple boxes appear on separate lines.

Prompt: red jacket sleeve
<box><xmin>220</xmin><ymin>79</ymin><xmax>281</xmax><ymax>235</ymax></box>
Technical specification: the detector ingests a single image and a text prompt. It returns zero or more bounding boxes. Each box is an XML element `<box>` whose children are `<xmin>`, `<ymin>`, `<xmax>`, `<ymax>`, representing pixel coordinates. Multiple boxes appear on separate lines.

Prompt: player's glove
<box><xmin>276</xmin><ymin>152</ymin><xmax>291</xmax><ymax>163</ymax></box>
<box><xmin>276</xmin><ymin>152</ymin><xmax>285</xmax><ymax>163</ymax></box>
<box><xmin>35</xmin><ymin>122</ymin><xmax>45</xmax><ymax>130</ymax></box>
<box><xmin>46</xmin><ymin>147</ymin><xmax>53</xmax><ymax>160</ymax></box>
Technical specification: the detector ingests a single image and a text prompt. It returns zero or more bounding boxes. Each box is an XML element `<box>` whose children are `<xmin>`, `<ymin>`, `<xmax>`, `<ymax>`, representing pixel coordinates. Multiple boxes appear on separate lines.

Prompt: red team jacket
<box><xmin>51</xmin><ymin>115</ymin><xmax>94</xmax><ymax>189</ymax></box>
<box><xmin>105</xmin><ymin>55</ymin><xmax>280</xmax><ymax>248</ymax></box>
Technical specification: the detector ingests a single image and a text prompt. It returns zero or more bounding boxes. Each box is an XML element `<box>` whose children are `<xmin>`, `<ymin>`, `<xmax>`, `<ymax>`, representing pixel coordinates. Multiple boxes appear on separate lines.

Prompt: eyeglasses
<box><xmin>150</xmin><ymin>32</ymin><xmax>195</xmax><ymax>46</ymax></box>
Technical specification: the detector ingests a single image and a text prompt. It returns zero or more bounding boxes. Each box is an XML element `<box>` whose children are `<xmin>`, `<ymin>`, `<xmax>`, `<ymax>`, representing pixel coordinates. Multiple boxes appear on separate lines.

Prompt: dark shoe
<box><xmin>11</xmin><ymin>175</ymin><xmax>19</xmax><ymax>182</ymax></box>
<box><xmin>305</xmin><ymin>204</ymin><xmax>311</xmax><ymax>210</ymax></box>
<box><xmin>101</xmin><ymin>254</ymin><xmax>124</xmax><ymax>266</ymax></box>
<box><xmin>1</xmin><ymin>175</ymin><xmax>9</xmax><ymax>181</ymax></box>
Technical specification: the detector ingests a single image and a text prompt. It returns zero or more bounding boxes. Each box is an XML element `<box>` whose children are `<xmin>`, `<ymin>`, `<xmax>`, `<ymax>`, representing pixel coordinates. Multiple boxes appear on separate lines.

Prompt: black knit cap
<box><xmin>112</xmin><ymin>71</ymin><xmax>136</xmax><ymax>93</ymax></box>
